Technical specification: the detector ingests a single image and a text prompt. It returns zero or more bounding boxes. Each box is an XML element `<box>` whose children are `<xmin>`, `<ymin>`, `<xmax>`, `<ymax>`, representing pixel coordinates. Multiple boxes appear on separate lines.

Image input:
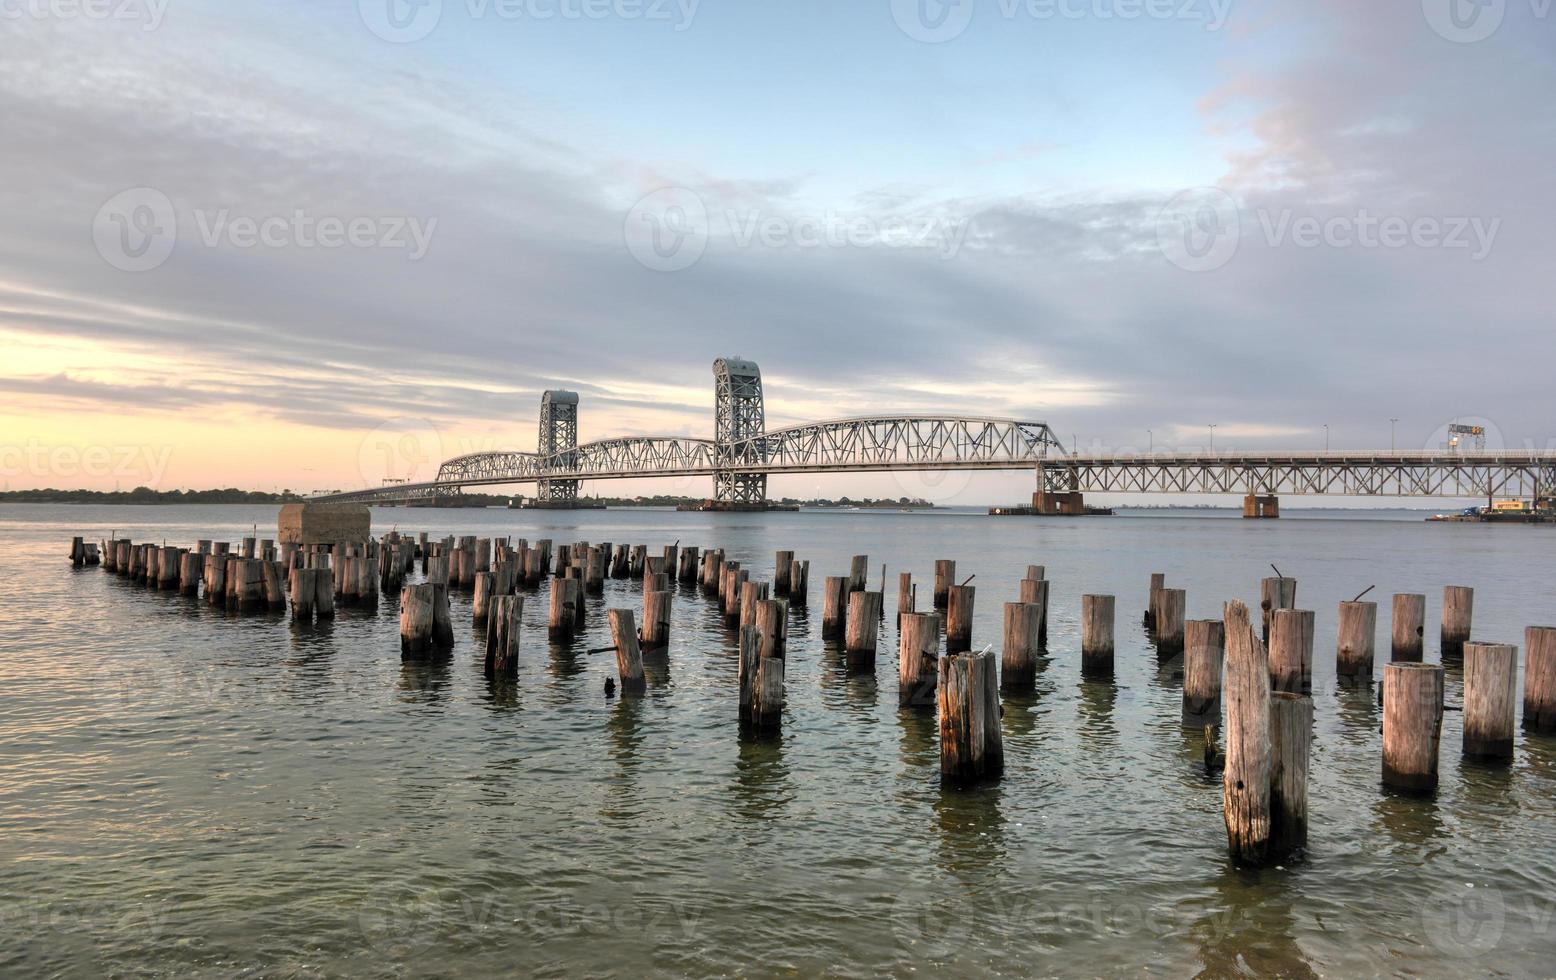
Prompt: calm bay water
<box><xmin>3</xmin><ymin>503</ymin><xmax>1555</xmax><ymax>977</ymax></box>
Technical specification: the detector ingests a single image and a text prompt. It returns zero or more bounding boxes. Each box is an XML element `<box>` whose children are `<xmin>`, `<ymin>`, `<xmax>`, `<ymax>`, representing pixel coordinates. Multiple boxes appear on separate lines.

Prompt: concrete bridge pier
<box><xmin>1033</xmin><ymin>490</ymin><xmax>1086</xmax><ymax>515</ymax></box>
<box><xmin>1244</xmin><ymin>494</ymin><xmax>1280</xmax><ymax>519</ymax></box>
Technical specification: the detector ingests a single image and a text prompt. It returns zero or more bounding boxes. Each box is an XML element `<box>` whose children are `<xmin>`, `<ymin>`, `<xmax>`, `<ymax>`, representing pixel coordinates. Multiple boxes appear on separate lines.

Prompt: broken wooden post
<box><xmin>1269</xmin><ymin>608</ymin><xmax>1315</xmax><ymax>695</ymax></box>
<box><xmin>1183</xmin><ymin>619</ymin><xmax>1225</xmax><ymax>726</ymax></box>
<box><xmin>608</xmin><ymin>609</ymin><xmax>646</xmax><ymax>694</ymax></box>
<box><xmin>1082</xmin><ymin>594</ymin><xmax>1115</xmax><ymax>677</ymax></box>
<box><xmin>1222</xmin><ymin>600</ymin><xmax>1273</xmax><ymax>865</ymax></box>
<box><xmin>938</xmin><ymin>648</ymin><xmax>1002</xmax><ymax>787</ymax></box>
<box><xmin>1463</xmin><ymin>641</ymin><xmax>1517</xmax><ymax>762</ymax></box>
<box><xmin>899</xmin><ymin>612</ymin><xmax>940</xmax><ymax>709</ymax></box>
<box><xmin>1383</xmin><ymin>661</ymin><xmax>1444</xmax><ymax>793</ymax></box>
<box><xmin>1337</xmin><ymin>600</ymin><xmax>1377</xmax><ymax>683</ymax></box>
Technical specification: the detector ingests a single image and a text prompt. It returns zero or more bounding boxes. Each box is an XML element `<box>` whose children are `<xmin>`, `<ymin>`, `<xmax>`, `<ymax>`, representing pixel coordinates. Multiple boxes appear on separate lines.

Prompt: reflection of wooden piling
<box><xmin>1463</xmin><ymin>641</ymin><xmax>1516</xmax><ymax>761</ymax></box>
<box><xmin>1337</xmin><ymin>601</ymin><xmax>1377</xmax><ymax>681</ymax></box>
<box><xmin>938</xmin><ymin>648</ymin><xmax>1002</xmax><ymax>787</ymax></box>
<box><xmin>1526</xmin><ymin>626</ymin><xmax>1556</xmax><ymax>733</ymax></box>
<box><xmin>1183</xmin><ymin>619</ymin><xmax>1225</xmax><ymax>726</ymax></box>
<box><xmin>822</xmin><ymin>576</ymin><xmax>848</xmax><ymax>639</ymax></box>
<box><xmin>899</xmin><ymin>612</ymin><xmax>940</xmax><ymax>708</ymax></box>
<box><xmin>1082</xmin><ymin>595</ymin><xmax>1115</xmax><ymax>677</ymax></box>
<box><xmin>1441</xmin><ymin>586</ymin><xmax>1474</xmax><ymax>660</ymax></box>
<box><xmin>946</xmin><ymin>585</ymin><xmax>976</xmax><ymax>655</ymax></box>
<box><xmin>1000</xmin><ymin>601</ymin><xmax>1042</xmax><ymax>691</ymax></box>
<box><xmin>608</xmin><ymin>609</ymin><xmax>646</xmax><ymax>694</ymax></box>
<box><xmin>1269</xmin><ymin>608</ymin><xmax>1315</xmax><ymax>695</ymax></box>
<box><xmin>1391</xmin><ymin>594</ymin><xmax>1426</xmax><ymax>662</ymax></box>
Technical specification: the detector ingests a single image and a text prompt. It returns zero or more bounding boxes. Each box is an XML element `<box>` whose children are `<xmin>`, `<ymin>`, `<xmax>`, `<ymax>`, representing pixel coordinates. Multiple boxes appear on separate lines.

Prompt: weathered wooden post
<box><xmin>703</xmin><ymin>549</ymin><xmax>724</xmax><ymax>594</ymax></box>
<box><xmin>236</xmin><ymin>559</ymin><xmax>265</xmax><ymax>611</ymax></box>
<box><xmin>566</xmin><ymin>568</ymin><xmax>585</xmax><ymax>629</ymax></box>
<box><xmin>69</xmin><ymin>536</ymin><xmax>85</xmax><ymax>567</ymax></box>
<box><xmin>1337</xmin><ymin>601</ymin><xmax>1377</xmax><ymax>682</ymax></box>
<box><xmin>1081</xmin><ymin>594</ymin><xmax>1115</xmax><ymax>677</ymax></box>
<box><xmin>738</xmin><ymin>625</ymin><xmax>761</xmax><ymax>724</ymax></box>
<box><xmin>548</xmin><ymin>580</ymin><xmax>576</xmax><ymax>640</ymax></box>
<box><xmin>1441</xmin><ymin>586</ymin><xmax>1474</xmax><ymax>660</ymax></box>
<box><xmin>313</xmin><ymin>567</ymin><xmax>335</xmax><ymax>618</ymax></box>
<box><xmin>1183</xmin><ymin>619</ymin><xmax>1225</xmax><ymax>726</ymax></box>
<box><xmin>1259</xmin><ymin>576</ymin><xmax>1296</xmax><ymax>642</ymax></box>
<box><xmin>485</xmin><ymin>595</ymin><xmax>523</xmax><ymax>678</ymax></box>
<box><xmin>755</xmin><ymin>598</ymin><xmax>786</xmax><ymax>661</ymax></box>
<box><xmin>585</xmin><ymin>547</ymin><xmax>605</xmax><ymax>595</ymax></box>
<box><xmin>1463</xmin><ymin>641</ymin><xmax>1517</xmax><ymax>762</ymax></box>
<box><xmin>1269</xmin><ymin>692</ymin><xmax>1313</xmax><ymax>858</ymax></box>
<box><xmin>1001</xmin><ymin>601</ymin><xmax>1043</xmax><ymax>691</ymax></box>
<box><xmin>1223</xmin><ymin>600</ymin><xmax>1272</xmax><ymax>864</ymax></box>
<box><xmin>1144</xmin><ymin>573</ymin><xmax>1165</xmax><ymax>627</ymax></box>
<box><xmin>242</xmin><ymin>537</ymin><xmax>256</xmax><ymax>559</ymax></box>
<box><xmin>897</xmin><ymin>572</ymin><xmax>914</xmax><ymax>626</ymax></box>
<box><xmin>1019</xmin><ymin>577</ymin><xmax>1050</xmax><ymax>646</ymax></box>
<box><xmin>678</xmin><ymin>546</ymin><xmax>698</xmax><ymax>583</ymax></box>
<box><xmin>725</xmin><ymin>568</ymin><xmax>749</xmax><ymax>626</ymax></box>
<box><xmin>899</xmin><ymin>612</ymin><xmax>940</xmax><ymax>708</ymax></box>
<box><xmin>1156</xmin><ymin>588</ymin><xmax>1186</xmax><ymax>657</ymax></box>
<box><xmin>203</xmin><ymin>554</ymin><xmax>226</xmax><ymax>605</ymax></box>
<box><xmin>473</xmin><ymin>571</ymin><xmax>494</xmax><ymax>627</ymax></box>
<box><xmin>933</xmin><ymin>560</ymin><xmax>956</xmax><ymax>609</ymax></box>
<box><xmin>400</xmin><ymin>585</ymin><xmax>435</xmax><ymax>656</ymax></box>
<box><xmin>946</xmin><ymin>584</ymin><xmax>976</xmax><ymax>655</ymax></box>
<box><xmin>750</xmin><ymin>650</ymin><xmax>784</xmax><ymax>735</ymax></box>
<box><xmin>774</xmin><ymin>551</ymin><xmax>794</xmax><ymax>595</ymax></box>
<box><xmin>642</xmin><ymin>589</ymin><xmax>671</xmax><ymax>650</ymax></box>
<box><xmin>822</xmin><ymin>576</ymin><xmax>849</xmax><ymax>640</ymax></box>
<box><xmin>738</xmin><ymin>579</ymin><xmax>767</xmax><ymax>632</ymax></box>
<box><xmin>629</xmin><ymin>545</ymin><xmax>647</xmax><ymax>579</ymax></box>
<box><xmin>290</xmin><ymin>567</ymin><xmax>316</xmax><ymax>619</ymax></box>
<box><xmin>263</xmin><ymin>560</ymin><xmax>289</xmax><ymax>609</ymax></box>
<box><xmin>789</xmin><ymin>559</ymin><xmax>809</xmax><ymax>607</ymax></box>
<box><xmin>1383</xmin><ymin>661</ymin><xmax>1444</xmax><ymax>792</ymax></box>
<box><xmin>1526</xmin><ymin>626</ymin><xmax>1556</xmax><ymax>733</ymax></box>
<box><xmin>158</xmin><ymin>546</ymin><xmax>180</xmax><ymax>589</ymax></box>
<box><xmin>1391</xmin><ymin>593</ymin><xmax>1426</xmax><ymax>662</ymax></box>
<box><xmin>1269</xmin><ymin>608</ymin><xmax>1315</xmax><ymax>695</ymax></box>
<box><xmin>938</xmin><ymin>648</ymin><xmax>1002</xmax><ymax>787</ymax></box>
<box><xmin>845</xmin><ymin>591</ymin><xmax>884</xmax><ymax>670</ymax></box>
<box><xmin>178</xmin><ymin>552</ymin><xmax>202</xmax><ymax>595</ymax></box>
<box><xmin>848</xmin><ymin>555</ymin><xmax>869</xmax><ymax>594</ymax></box>
<box><xmin>475</xmin><ymin>538</ymin><xmax>491</xmax><ymax>577</ymax></box>
<box><xmin>608</xmin><ymin>609</ymin><xmax>646</xmax><ymax>694</ymax></box>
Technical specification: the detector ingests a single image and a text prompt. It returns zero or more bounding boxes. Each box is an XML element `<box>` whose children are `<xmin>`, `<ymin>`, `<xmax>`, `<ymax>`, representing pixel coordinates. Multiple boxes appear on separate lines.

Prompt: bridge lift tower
<box><xmin>713</xmin><ymin>357</ymin><xmax>768</xmax><ymax>506</ymax></box>
<box><xmin>537</xmin><ymin>390</ymin><xmax>580</xmax><ymax>504</ymax></box>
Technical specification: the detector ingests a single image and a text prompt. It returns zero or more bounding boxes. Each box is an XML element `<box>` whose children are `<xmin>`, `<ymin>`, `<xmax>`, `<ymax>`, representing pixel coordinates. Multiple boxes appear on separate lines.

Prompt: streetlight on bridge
<box><xmin>1208</xmin><ymin>424</ymin><xmax>1218</xmax><ymax>453</ymax></box>
<box><xmin>1323</xmin><ymin>424</ymin><xmax>1329</xmax><ymax>451</ymax></box>
<box><xmin>1390</xmin><ymin>418</ymin><xmax>1399</xmax><ymax>451</ymax></box>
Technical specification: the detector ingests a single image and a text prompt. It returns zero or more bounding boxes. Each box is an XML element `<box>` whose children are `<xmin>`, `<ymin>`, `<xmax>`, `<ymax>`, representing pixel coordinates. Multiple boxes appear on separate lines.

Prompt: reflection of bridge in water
<box><xmin>319</xmin><ymin>357</ymin><xmax>1556</xmax><ymax>514</ymax></box>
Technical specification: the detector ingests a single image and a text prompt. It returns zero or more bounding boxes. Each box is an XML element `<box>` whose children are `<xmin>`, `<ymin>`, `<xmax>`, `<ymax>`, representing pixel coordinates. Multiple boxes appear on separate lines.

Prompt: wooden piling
<box><xmin>608</xmin><ymin>609</ymin><xmax>646</xmax><ymax>694</ymax></box>
<box><xmin>1391</xmin><ymin>593</ymin><xmax>1426</xmax><ymax>662</ymax></box>
<box><xmin>585</xmin><ymin>547</ymin><xmax>605</xmax><ymax>595</ymax></box>
<box><xmin>750</xmin><ymin>650</ymin><xmax>784</xmax><ymax>735</ymax></box>
<box><xmin>738</xmin><ymin>624</ymin><xmax>761</xmax><ymax>724</ymax></box>
<box><xmin>1269</xmin><ymin>608</ymin><xmax>1315</xmax><ymax>695</ymax></box>
<box><xmin>1337</xmin><ymin>601</ymin><xmax>1377</xmax><ymax>682</ymax></box>
<box><xmin>473</xmin><ymin>571</ymin><xmax>494</xmax><ymax>627</ymax></box>
<box><xmin>1269</xmin><ymin>692</ymin><xmax>1313</xmax><ymax>858</ymax></box>
<box><xmin>236</xmin><ymin>559</ymin><xmax>265</xmax><ymax>611</ymax></box>
<box><xmin>738</xmin><ymin>579</ymin><xmax>767</xmax><ymax>632</ymax></box>
<box><xmin>549</xmin><ymin>579</ymin><xmax>577</xmax><ymax>640</ymax></box>
<box><xmin>204</xmin><ymin>554</ymin><xmax>226</xmax><ymax>605</ymax></box>
<box><xmin>1019</xmin><ymin>577</ymin><xmax>1050</xmax><ymax>645</ymax></box>
<box><xmin>774</xmin><ymin>551</ymin><xmax>794</xmax><ymax>595</ymax></box>
<box><xmin>1144</xmin><ymin>573</ymin><xmax>1165</xmax><ymax>627</ymax></box>
<box><xmin>789</xmin><ymin>559</ymin><xmax>809</xmax><ymax>607</ymax></box>
<box><xmin>848</xmin><ymin>555</ymin><xmax>869</xmax><ymax>594</ymax></box>
<box><xmin>725</xmin><ymin>568</ymin><xmax>749</xmax><ymax>625</ymax></box>
<box><xmin>1260</xmin><ymin>576</ymin><xmax>1297</xmax><ymax>642</ymax></box>
<box><xmin>158</xmin><ymin>546</ymin><xmax>179</xmax><ymax>589</ymax></box>
<box><xmin>1156</xmin><ymin>588</ymin><xmax>1186</xmax><ymax>657</ymax></box>
<box><xmin>178</xmin><ymin>552</ymin><xmax>202</xmax><ymax>594</ymax></box>
<box><xmin>643</xmin><ymin>589</ymin><xmax>671</xmax><ymax>650</ymax></box>
<box><xmin>1223</xmin><ymin>600</ymin><xmax>1273</xmax><ymax>864</ymax></box>
<box><xmin>1383</xmin><ymin>661</ymin><xmax>1445</xmax><ymax>793</ymax></box>
<box><xmin>897</xmin><ymin>572</ymin><xmax>914</xmax><ymax>626</ymax></box>
<box><xmin>1081</xmin><ymin>595</ymin><xmax>1115</xmax><ymax>677</ymax></box>
<box><xmin>1525</xmin><ymin>626</ymin><xmax>1556</xmax><ymax>733</ymax></box>
<box><xmin>262</xmin><ymin>560</ymin><xmax>287</xmax><ymax>609</ymax></box>
<box><xmin>822</xmin><ymin>576</ymin><xmax>849</xmax><ymax>640</ymax></box>
<box><xmin>1441</xmin><ymin>586</ymin><xmax>1474</xmax><ymax>660</ymax></box>
<box><xmin>1183</xmin><ymin>619</ymin><xmax>1225</xmax><ymax>726</ymax></box>
<box><xmin>1000</xmin><ymin>601</ymin><xmax>1043</xmax><ymax>691</ymax></box>
<box><xmin>755</xmin><ymin>598</ymin><xmax>786</xmax><ymax>661</ymax></box>
<box><xmin>400</xmin><ymin>584</ymin><xmax>436</xmax><ymax>656</ymax></box>
<box><xmin>1463</xmin><ymin>641</ymin><xmax>1517</xmax><ymax>761</ymax></box>
<box><xmin>946</xmin><ymin>584</ymin><xmax>976</xmax><ymax>655</ymax></box>
<box><xmin>938</xmin><ymin>648</ymin><xmax>1002</xmax><ymax>787</ymax></box>
<box><xmin>845</xmin><ymin>591</ymin><xmax>883</xmax><ymax>670</ymax></box>
<box><xmin>899</xmin><ymin>612</ymin><xmax>940</xmax><ymax>708</ymax></box>
<box><xmin>485</xmin><ymin>595</ymin><xmax>523</xmax><ymax>678</ymax></box>
<box><xmin>933</xmin><ymin>560</ymin><xmax>956</xmax><ymax>610</ymax></box>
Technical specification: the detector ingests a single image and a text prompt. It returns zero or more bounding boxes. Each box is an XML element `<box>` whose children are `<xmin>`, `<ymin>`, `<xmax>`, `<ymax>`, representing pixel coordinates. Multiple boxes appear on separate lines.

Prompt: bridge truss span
<box><xmin>744</xmin><ymin>416</ymin><xmax>1066</xmax><ymax>473</ymax></box>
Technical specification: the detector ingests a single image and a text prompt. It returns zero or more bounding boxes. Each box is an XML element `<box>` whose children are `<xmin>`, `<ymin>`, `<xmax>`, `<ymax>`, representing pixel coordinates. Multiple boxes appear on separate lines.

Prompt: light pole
<box><xmin>1323</xmin><ymin>424</ymin><xmax>1329</xmax><ymax>451</ymax></box>
<box><xmin>1390</xmin><ymin>418</ymin><xmax>1399</xmax><ymax>452</ymax></box>
<box><xmin>1208</xmin><ymin>424</ymin><xmax>1218</xmax><ymax>453</ymax></box>
<box><xmin>1147</xmin><ymin>429</ymin><xmax>1153</xmax><ymax>453</ymax></box>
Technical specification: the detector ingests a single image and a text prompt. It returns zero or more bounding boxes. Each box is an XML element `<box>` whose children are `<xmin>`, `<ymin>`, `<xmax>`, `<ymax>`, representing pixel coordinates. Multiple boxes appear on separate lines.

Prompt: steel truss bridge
<box><xmin>316</xmin><ymin>358</ymin><xmax>1556</xmax><ymax>507</ymax></box>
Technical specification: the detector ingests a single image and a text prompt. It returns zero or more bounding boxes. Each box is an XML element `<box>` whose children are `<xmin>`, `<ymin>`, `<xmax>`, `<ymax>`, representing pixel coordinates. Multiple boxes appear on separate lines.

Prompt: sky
<box><xmin>0</xmin><ymin>0</ymin><xmax>1552</xmax><ymax>504</ymax></box>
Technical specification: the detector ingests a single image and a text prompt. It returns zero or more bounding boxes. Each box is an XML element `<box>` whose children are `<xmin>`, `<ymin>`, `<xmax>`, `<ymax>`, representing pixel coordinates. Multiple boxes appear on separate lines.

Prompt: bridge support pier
<box><xmin>1243</xmin><ymin>494</ymin><xmax>1280</xmax><ymax>519</ymax></box>
<box><xmin>1032</xmin><ymin>490</ymin><xmax>1086</xmax><ymax>516</ymax></box>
